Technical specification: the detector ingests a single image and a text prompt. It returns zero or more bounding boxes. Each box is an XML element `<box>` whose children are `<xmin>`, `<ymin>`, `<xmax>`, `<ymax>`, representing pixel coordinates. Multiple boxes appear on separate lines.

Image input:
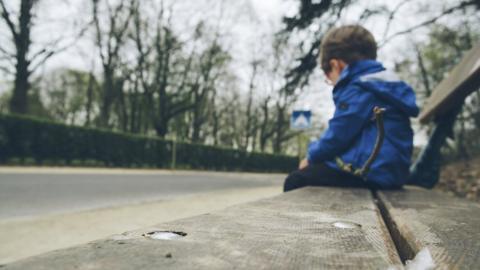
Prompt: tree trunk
<box><xmin>99</xmin><ymin>68</ymin><xmax>115</xmax><ymax>127</ymax></box>
<box><xmin>10</xmin><ymin>60</ymin><xmax>29</xmax><ymax>114</ymax></box>
<box><xmin>259</xmin><ymin>97</ymin><xmax>273</xmax><ymax>152</ymax></box>
<box><xmin>8</xmin><ymin>0</ymin><xmax>34</xmax><ymax>114</ymax></box>
<box><xmin>415</xmin><ymin>45</ymin><xmax>431</xmax><ymax>100</ymax></box>
<box><xmin>154</xmin><ymin>118</ymin><xmax>168</xmax><ymax>138</ymax></box>
<box><xmin>191</xmin><ymin>84</ymin><xmax>202</xmax><ymax>143</ymax></box>
<box><xmin>85</xmin><ymin>72</ymin><xmax>94</xmax><ymax>126</ymax></box>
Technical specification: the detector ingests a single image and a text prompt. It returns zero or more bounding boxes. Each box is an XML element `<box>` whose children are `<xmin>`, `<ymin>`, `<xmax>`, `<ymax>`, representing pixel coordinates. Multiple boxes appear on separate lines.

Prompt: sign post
<box><xmin>290</xmin><ymin>110</ymin><xmax>312</xmax><ymax>161</ymax></box>
<box><xmin>171</xmin><ymin>134</ymin><xmax>177</xmax><ymax>170</ymax></box>
<box><xmin>290</xmin><ymin>110</ymin><xmax>312</xmax><ymax>130</ymax></box>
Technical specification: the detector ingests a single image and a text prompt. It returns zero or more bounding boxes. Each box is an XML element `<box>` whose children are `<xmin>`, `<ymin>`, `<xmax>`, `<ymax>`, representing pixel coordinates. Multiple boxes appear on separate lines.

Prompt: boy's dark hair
<box><xmin>319</xmin><ymin>25</ymin><xmax>377</xmax><ymax>73</ymax></box>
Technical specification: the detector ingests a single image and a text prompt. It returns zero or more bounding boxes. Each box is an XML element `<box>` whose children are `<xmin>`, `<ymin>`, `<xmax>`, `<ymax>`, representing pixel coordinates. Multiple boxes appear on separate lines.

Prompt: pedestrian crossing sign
<box><xmin>291</xmin><ymin>110</ymin><xmax>312</xmax><ymax>130</ymax></box>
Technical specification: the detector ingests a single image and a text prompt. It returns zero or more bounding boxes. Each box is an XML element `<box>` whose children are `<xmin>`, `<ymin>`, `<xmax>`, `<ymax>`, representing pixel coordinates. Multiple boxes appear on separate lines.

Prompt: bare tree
<box><xmin>272</xmin><ymin>92</ymin><xmax>298</xmax><ymax>154</ymax></box>
<box><xmin>85</xmin><ymin>71</ymin><xmax>96</xmax><ymax>127</ymax></box>
<box><xmin>190</xmin><ymin>40</ymin><xmax>230</xmax><ymax>143</ymax></box>
<box><xmin>130</xmin><ymin>3</ymin><xmax>197</xmax><ymax>138</ymax></box>
<box><xmin>239</xmin><ymin>60</ymin><xmax>261</xmax><ymax>151</ymax></box>
<box><xmin>259</xmin><ymin>95</ymin><xmax>275</xmax><ymax>152</ymax></box>
<box><xmin>92</xmin><ymin>0</ymin><xmax>136</xmax><ymax>127</ymax></box>
<box><xmin>151</xmin><ymin>18</ymin><xmax>195</xmax><ymax>138</ymax></box>
<box><xmin>0</xmin><ymin>0</ymin><xmax>81</xmax><ymax>114</ymax></box>
<box><xmin>208</xmin><ymin>74</ymin><xmax>240</xmax><ymax>147</ymax></box>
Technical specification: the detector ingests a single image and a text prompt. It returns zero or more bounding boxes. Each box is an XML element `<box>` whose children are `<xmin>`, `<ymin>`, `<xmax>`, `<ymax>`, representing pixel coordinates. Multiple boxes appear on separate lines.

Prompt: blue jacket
<box><xmin>307</xmin><ymin>60</ymin><xmax>419</xmax><ymax>188</ymax></box>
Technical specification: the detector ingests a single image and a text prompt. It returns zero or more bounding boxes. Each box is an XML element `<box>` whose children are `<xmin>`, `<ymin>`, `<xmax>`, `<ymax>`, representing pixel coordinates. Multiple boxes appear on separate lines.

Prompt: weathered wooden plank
<box><xmin>378</xmin><ymin>187</ymin><xmax>480</xmax><ymax>269</ymax></box>
<box><xmin>419</xmin><ymin>42</ymin><xmax>480</xmax><ymax>124</ymax></box>
<box><xmin>4</xmin><ymin>187</ymin><xmax>401</xmax><ymax>269</ymax></box>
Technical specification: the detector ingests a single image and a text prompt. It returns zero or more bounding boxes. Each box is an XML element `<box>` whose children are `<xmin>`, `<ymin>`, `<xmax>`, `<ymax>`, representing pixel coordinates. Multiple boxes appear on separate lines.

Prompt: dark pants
<box><xmin>283</xmin><ymin>163</ymin><xmax>378</xmax><ymax>192</ymax></box>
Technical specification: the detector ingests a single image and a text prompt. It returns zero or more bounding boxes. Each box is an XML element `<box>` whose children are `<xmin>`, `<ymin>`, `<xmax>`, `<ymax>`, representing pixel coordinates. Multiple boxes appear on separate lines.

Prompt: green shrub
<box><xmin>0</xmin><ymin>114</ymin><xmax>297</xmax><ymax>172</ymax></box>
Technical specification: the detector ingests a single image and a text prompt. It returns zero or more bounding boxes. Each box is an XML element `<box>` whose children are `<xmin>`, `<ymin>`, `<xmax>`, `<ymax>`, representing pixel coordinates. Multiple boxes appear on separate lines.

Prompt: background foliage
<box><xmin>0</xmin><ymin>114</ymin><xmax>297</xmax><ymax>172</ymax></box>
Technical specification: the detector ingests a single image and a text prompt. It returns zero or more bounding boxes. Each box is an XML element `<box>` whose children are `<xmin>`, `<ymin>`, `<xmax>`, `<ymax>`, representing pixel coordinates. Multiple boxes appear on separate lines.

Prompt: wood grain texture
<box><xmin>378</xmin><ymin>187</ymin><xmax>480</xmax><ymax>269</ymax></box>
<box><xmin>419</xmin><ymin>42</ymin><xmax>480</xmax><ymax>123</ymax></box>
<box><xmin>4</xmin><ymin>187</ymin><xmax>401</xmax><ymax>269</ymax></box>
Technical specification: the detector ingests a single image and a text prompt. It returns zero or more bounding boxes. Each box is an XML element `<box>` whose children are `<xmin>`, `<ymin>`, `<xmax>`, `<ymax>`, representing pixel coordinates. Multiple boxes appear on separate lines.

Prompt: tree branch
<box><xmin>30</xmin><ymin>36</ymin><xmax>64</xmax><ymax>62</ymax></box>
<box><xmin>379</xmin><ymin>0</ymin><xmax>477</xmax><ymax>47</ymax></box>
<box><xmin>381</xmin><ymin>0</ymin><xmax>412</xmax><ymax>41</ymax></box>
<box><xmin>0</xmin><ymin>0</ymin><xmax>18</xmax><ymax>40</ymax></box>
<box><xmin>29</xmin><ymin>22</ymin><xmax>90</xmax><ymax>74</ymax></box>
<box><xmin>168</xmin><ymin>99</ymin><xmax>194</xmax><ymax>119</ymax></box>
<box><xmin>0</xmin><ymin>44</ymin><xmax>14</xmax><ymax>58</ymax></box>
<box><xmin>0</xmin><ymin>64</ymin><xmax>13</xmax><ymax>75</ymax></box>
<box><xmin>92</xmin><ymin>0</ymin><xmax>107</xmax><ymax>66</ymax></box>
<box><xmin>111</xmin><ymin>2</ymin><xmax>135</xmax><ymax>60</ymax></box>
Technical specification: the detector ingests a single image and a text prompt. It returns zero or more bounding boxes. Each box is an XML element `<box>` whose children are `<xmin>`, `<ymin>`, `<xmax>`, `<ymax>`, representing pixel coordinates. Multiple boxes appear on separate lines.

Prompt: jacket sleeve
<box><xmin>307</xmin><ymin>85</ymin><xmax>376</xmax><ymax>164</ymax></box>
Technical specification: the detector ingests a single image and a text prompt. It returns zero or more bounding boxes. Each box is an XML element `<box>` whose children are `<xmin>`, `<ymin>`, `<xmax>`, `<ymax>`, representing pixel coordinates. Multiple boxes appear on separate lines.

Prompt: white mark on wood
<box><xmin>405</xmin><ymin>248</ymin><xmax>435</xmax><ymax>270</ymax></box>
<box><xmin>332</xmin><ymin>221</ymin><xmax>362</xmax><ymax>229</ymax></box>
<box><xmin>143</xmin><ymin>231</ymin><xmax>186</xmax><ymax>240</ymax></box>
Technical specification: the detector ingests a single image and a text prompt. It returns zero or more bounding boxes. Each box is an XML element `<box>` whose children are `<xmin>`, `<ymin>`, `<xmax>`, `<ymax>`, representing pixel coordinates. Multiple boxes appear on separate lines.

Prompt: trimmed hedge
<box><xmin>0</xmin><ymin>114</ymin><xmax>297</xmax><ymax>173</ymax></box>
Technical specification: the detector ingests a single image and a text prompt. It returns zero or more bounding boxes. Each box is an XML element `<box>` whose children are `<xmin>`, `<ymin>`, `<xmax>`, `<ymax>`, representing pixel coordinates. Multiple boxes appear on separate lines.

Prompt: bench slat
<box><xmin>5</xmin><ymin>187</ymin><xmax>401</xmax><ymax>269</ymax></box>
<box><xmin>419</xmin><ymin>42</ymin><xmax>480</xmax><ymax>123</ymax></box>
<box><xmin>378</xmin><ymin>187</ymin><xmax>480</xmax><ymax>269</ymax></box>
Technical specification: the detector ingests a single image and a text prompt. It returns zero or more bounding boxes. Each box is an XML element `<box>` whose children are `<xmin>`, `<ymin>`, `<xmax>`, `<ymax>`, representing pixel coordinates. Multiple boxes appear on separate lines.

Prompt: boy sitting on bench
<box><xmin>284</xmin><ymin>25</ymin><xmax>419</xmax><ymax>191</ymax></box>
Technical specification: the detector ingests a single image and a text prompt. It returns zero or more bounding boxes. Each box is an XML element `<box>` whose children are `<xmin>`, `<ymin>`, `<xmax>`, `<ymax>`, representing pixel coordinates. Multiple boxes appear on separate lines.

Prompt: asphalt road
<box><xmin>0</xmin><ymin>168</ymin><xmax>284</xmax><ymax>220</ymax></box>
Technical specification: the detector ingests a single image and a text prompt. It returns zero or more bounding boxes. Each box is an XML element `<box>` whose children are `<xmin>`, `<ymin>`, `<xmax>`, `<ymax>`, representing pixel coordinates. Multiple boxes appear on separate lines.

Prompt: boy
<box><xmin>284</xmin><ymin>25</ymin><xmax>419</xmax><ymax>192</ymax></box>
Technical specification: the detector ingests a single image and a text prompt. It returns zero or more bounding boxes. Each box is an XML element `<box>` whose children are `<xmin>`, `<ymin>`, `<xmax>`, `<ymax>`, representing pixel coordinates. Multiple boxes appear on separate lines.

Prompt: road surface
<box><xmin>0</xmin><ymin>167</ymin><xmax>284</xmax><ymax>220</ymax></box>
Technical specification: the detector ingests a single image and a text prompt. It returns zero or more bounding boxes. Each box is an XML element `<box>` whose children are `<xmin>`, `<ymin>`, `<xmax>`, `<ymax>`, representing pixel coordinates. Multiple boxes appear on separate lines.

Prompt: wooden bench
<box><xmin>3</xmin><ymin>187</ymin><xmax>480</xmax><ymax>269</ymax></box>
<box><xmin>0</xmin><ymin>188</ymin><xmax>404</xmax><ymax>269</ymax></box>
<box><xmin>409</xmin><ymin>42</ymin><xmax>480</xmax><ymax>187</ymax></box>
<box><xmin>378</xmin><ymin>188</ymin><xmax>480</xmax><ymax>269</ymax></box>
<box><xmin>418</xmin><ymin>42</ymin><xmax>480</xmax><ymax>124</ymax></box>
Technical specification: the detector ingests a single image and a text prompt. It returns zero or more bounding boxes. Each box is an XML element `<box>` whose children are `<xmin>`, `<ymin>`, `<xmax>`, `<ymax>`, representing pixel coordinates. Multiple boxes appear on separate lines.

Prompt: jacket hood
<box><xmin>335</xmin><ymin>60</ymin><xmax>419</xmax><ymax>117</ymax></box>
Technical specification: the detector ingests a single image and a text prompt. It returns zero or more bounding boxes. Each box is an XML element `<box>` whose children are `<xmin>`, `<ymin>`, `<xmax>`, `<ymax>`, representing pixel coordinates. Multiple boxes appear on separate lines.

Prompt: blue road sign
<box><xmin>291</xmin><ymin>110</ymin><xmax>312</xmax><ymax>130</ymax></box>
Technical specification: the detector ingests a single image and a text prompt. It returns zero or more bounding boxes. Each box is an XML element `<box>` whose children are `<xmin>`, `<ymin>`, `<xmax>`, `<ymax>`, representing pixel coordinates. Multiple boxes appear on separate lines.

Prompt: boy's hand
<box><xmin>299</xmin><ymin>158</ymin><xmax>309</xmax><ymax>170</ymax></box>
